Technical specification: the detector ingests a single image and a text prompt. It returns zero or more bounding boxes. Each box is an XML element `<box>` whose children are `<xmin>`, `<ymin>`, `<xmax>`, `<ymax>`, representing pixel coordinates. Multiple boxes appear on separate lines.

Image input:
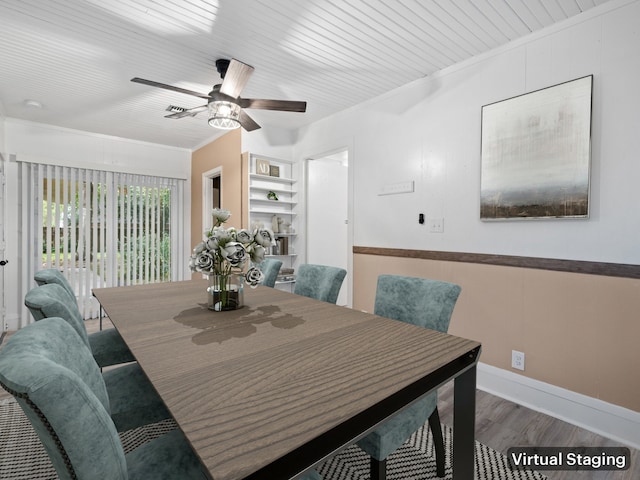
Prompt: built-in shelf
<box><xmin>249</xmin><ymin>209</ymin><xmax>298</xmax><ymax>216</ymax></box>
<box><xmin>249</xmin><ymin>198</ymin><xmax>297</xmax><ymax>207</ymax></box>
<box><xmin>247</xmin><ymin>153</ymin><xmax>300</xmax><ymax>294</ymax></box>
<box><xmin>250</xmin><ymin>185</ymin><xmax>294</xmax><ymax>195</ymax></box>
<box><xmin>249</xmin><ymin>173</ymin><xmax>296</xmax><ymax>185</ymax></box>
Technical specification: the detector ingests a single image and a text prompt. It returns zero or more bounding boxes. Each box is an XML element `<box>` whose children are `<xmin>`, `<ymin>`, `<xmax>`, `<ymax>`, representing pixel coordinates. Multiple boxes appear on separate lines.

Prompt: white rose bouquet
<box><xmin>189</xmin><ymin>208</ymin><xmax>274</xmax><ymax>287</ymax></box>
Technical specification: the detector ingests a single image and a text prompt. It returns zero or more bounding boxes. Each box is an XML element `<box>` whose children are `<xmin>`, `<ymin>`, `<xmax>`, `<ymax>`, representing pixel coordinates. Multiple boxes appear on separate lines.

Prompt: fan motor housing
<box><xmin>215</xmin><ymin>59</ymin><xmax>230</xmax><ymax>78</ymax></box>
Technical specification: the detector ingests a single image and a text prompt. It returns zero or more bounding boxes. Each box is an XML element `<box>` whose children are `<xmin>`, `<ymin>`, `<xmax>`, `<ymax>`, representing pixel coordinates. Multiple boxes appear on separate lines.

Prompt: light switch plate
<box><xmin>428</xmin><ymin>218</ymin><xmax>444</xmax><ymax>233</ymax></box>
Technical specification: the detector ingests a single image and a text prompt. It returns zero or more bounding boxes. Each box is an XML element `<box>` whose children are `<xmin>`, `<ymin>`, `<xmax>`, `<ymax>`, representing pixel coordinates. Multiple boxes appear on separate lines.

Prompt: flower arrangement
<box><xmin>189</xmin><ymin>208</ymin><xmax>274</xmax><ymax>290</ymax></box>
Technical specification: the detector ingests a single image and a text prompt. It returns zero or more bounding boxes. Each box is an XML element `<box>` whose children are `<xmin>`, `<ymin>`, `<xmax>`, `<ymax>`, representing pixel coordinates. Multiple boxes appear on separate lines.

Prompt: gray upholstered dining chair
<box><xmin>356</xmin><ymin>274</ymin><xmax>462</xmax><ymax>480</ymax></box>
<box><xmin>259</xmin><ymin>258</ymin><xmax>283</xmax><ymax>287</ymax></box>
<box><xmin>25</xmin><ymin>283</ymin><xmax>134</xmax><ymax>368</ymax></box>
<box><xmin>293</xmin><ymin>263</ymin><xmax>346</xmax><ymax>304</ymax></box>
<box><xmin>24</xmin><ymin>284</ymin><xmax>170</xmax><ymax>432</ymax></box>
<box><xmin>0</xmin><ymin>317</ymin><xmax>208</xmax><ymax>480</ymax></box>
<box><xmin>34</xmin><ymin>268</ymin><xmax>77</xmax><ymax>303</ymax></box>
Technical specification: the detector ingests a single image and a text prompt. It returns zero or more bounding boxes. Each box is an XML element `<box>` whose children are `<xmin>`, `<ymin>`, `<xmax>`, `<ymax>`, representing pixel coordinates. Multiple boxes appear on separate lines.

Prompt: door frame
<box><xmin>304</xmin><ymin>146</ymin><xmax>353</xmax><ymax>306</ymax></box>
<box><xmin>202</xmin><ymin>167</ymin><xmax>222</xmax><ymax>231</ymax></box>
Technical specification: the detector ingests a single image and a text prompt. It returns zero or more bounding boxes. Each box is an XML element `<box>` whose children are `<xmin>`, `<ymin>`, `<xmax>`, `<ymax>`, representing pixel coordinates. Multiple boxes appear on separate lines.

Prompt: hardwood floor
<box><xmin>437</xmin><ymin>381</ymin><xmax>639</xmax><ymax>480</ymax></box>
<box><xmin>2</xmin><ymin>319</ymin><xmax>638</xmax><ymax>479</ymax></box>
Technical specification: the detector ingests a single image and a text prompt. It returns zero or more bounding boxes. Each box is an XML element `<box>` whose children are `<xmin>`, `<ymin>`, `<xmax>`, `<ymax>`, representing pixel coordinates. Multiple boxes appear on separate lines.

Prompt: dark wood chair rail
<box><xmin>353</xmin><ymin>246</ymin><xmax>640</xmax><ymax>280</ymax></box>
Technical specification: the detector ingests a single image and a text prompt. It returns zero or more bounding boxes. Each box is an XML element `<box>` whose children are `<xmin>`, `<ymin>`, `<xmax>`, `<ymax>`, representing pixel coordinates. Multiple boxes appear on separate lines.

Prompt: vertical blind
<box><xmin>20</xmin><ymin>162</ymin><xmax>183</xmax><ymax>320</ymax></box>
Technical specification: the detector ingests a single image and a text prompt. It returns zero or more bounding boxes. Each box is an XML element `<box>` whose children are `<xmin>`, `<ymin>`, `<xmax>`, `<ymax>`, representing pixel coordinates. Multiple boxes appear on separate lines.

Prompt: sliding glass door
<box><xmin>23</xmin><ymin>163</ymin><xmax>183</xmax><ymax>319</ymax></box>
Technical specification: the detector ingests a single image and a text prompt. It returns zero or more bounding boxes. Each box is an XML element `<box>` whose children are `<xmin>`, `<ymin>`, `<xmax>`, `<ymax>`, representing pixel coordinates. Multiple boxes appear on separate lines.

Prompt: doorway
<box><xmin>202</xmin><ymin>167</ymin><xmax>222</xmax><ymax>230</ymax></box>
<box><xmin>305</xmin><ymin>149</ymin><xmax>350</xmax><ymax>306</ymax></box>
<box><xmin>211</xmin><ymin>175</ymin><xmax>221</xmax><ymax>210</ymax></box>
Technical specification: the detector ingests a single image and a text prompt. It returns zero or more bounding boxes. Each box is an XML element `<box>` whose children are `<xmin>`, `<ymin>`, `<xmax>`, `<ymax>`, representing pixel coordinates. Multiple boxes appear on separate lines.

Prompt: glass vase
<box><xmin>207</xmin><ymin>274</ymin><xmax>244</xmax><ymax>311</ymax></box>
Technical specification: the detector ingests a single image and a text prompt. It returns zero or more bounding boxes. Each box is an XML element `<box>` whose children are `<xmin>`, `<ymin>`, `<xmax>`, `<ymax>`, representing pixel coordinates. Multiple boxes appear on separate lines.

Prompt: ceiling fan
<box><xmin>131</xmin><ymin>58</ymin><xmax>307</xmax><ymax>131</ymax></box>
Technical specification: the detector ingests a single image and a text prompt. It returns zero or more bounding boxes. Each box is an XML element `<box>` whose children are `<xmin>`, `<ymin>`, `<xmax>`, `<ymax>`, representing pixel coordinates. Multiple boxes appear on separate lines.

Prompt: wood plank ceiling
<box><xmin>0</xmin><ymin>0</ymin><xmax>614</xmax><ymax>149</ymax></box>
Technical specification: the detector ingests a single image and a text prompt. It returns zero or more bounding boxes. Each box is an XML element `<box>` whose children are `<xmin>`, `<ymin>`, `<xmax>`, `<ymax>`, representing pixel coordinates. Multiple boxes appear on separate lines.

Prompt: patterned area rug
<box><xmin>0</xmin><ymin>398</ymin><xmax>177</xmax><ymax>480</ymax></box>
<box><xmin>318</xmin><ymin>420</ymin><xmax>547</xmax><ymax>480</ymax></box>
<box><xmin>1</xmin><ymin>398</ymin><xmax>546</xmax><ymax>479</ymax></box>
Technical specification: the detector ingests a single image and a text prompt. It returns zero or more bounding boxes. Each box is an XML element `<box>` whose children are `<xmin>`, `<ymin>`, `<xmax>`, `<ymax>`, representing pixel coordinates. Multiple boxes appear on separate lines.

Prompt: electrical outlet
<box><xmin>511</xmin><ymin>350</ymin><xmax>525</xmax><ymax>371</ymax></box>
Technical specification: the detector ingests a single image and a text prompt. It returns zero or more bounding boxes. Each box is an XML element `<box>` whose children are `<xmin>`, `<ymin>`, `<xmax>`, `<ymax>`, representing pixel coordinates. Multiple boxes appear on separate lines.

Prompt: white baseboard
<box><xmin>476</xmin><ymin>363</ymin><xmax>640</xmax><ymax>450</ymax></box>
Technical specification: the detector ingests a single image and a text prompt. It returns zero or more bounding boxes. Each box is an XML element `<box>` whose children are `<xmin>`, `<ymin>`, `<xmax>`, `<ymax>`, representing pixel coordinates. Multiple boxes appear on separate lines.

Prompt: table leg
<box><xmin>452</xmin><ymin>364</ymin><xmax>477</xmax><ymax>480</ymax></box>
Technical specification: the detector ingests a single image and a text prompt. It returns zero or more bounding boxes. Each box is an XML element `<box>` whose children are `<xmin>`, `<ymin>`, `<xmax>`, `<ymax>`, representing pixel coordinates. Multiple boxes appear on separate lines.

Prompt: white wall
<box><xmin>241</xmin><ymin>126</ymin><xmax>296</xmax><ymax>161</ymax></box>
<box><xmin>3</xmin><ymin>119</ymin><xmax>192</xmax><ymax>330</ymax></box>
<box><xmin>6</xmin><ymin>119</ymin><xmax>190</xmax><ymax>179</ymax></box>
<box><xmin>295</xmin><ymin>0</ymin><xmax>640</xmax><ymax>265</ymax></box>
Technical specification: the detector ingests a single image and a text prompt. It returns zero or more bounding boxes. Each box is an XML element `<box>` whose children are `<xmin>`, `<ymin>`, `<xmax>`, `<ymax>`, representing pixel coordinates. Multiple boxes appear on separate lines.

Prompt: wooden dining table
<box><xmin>93</xmin><ymin>279</ymin><xmax>481</xmax><ymax>480</ymax></box>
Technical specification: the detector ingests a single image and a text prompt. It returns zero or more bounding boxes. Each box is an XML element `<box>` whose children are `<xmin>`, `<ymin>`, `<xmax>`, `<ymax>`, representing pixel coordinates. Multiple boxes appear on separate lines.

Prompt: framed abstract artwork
<box><xmin>480</xmin><ymin>75</ymin><xmax>593</xmax><ymax>220</ymax></box>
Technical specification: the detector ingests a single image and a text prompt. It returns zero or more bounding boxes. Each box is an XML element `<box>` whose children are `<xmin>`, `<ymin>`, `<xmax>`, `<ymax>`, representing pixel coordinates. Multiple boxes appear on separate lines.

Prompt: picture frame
<box><xmin>256</xmin><ymin>158</ymin><xmax>270</xmax><ymax>176</ymax></box>
<box><xmin>269</xmin><ymin>165</ymin><xmax>280</xmax><ymax>177</ymax></box>
<box><xmin>480</xmin><ymin>75</ymin><xmax>593</xmax><ymax>220</ymax></box>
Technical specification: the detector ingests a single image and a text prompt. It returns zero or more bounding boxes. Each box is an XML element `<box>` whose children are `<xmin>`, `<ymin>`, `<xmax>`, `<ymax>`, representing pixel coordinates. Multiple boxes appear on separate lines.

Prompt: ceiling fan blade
<box><xmin>131</xmin><ymin>78</ymin><xmax>210</xmax><ymax>100</ymax></box>
<box><xmin>164</xmin><ymin>105</ymin><xmax>208</xmax><ymax>119</ymax></box>
<box><xmin>219</xmin><ymin>59</ymin><xmax>254</xmax><ymax>98</ymax></box>
<box><xmin>239</xmin><ymin>110</ymin><xmax>261</xmax><ymax>131</ymax></box>
<box><xmin>239</xmin><ymin>98</ymin><xmax>307</xmax><ymax>112</ymax></box>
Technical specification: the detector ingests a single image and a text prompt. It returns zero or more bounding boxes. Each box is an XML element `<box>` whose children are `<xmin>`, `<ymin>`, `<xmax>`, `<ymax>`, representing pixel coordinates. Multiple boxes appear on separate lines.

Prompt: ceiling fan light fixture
<box><xmin>208</xmin><ymin>100</ymin><xmax>241</xmax><ymax>130</ymax></box>
<box><xmin>133</xmin><ymin>58</ymin><xmax>304</xmax><ymax>132</ymax></box>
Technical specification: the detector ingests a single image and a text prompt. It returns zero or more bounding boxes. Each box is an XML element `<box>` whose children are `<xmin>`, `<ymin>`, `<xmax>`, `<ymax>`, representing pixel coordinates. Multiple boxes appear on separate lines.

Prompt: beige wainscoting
<box><xmin>353</xmin><ymin>248</ymin><xmax>640</xmax><ymax>413</ymax></box>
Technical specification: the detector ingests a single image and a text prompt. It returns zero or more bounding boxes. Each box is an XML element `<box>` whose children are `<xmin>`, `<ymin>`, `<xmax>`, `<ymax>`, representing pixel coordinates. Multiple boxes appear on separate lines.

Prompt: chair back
<box><xmin>34</xmin><ymin>268</ymin><xmax>77</xmax><ymax>304</ymax></box>
<box><xmin>294</xmin><ymin>263</ymin><xmax>346</xmax><ymax>304</ymax></box>
<box><xmin>259</xmin><ymin>258</ymin><xmax>283</xmax><ymax>287</ymax></box>
<box><xmin>374</xmin><ymin>275</ymin><xmax>461</xmax><ymax>333</ymax></box>
<box><xmin>0</xmin><ymin>318</ymin><xmax>125</xmax><ymax>480</ymax></box>
<box><xmin>24</xmin><ymin>284</ymin><xmax>90</xmax><ymax>348</ymax></box>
